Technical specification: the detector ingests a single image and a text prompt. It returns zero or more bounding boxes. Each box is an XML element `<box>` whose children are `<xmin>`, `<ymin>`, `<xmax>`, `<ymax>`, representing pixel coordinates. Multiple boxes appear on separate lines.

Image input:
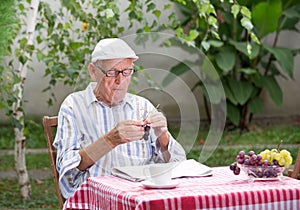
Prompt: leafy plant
<box><xmin>163</xmin><ymin>0</ymin><xmax>300</xmax><ymax>131</ymax></box>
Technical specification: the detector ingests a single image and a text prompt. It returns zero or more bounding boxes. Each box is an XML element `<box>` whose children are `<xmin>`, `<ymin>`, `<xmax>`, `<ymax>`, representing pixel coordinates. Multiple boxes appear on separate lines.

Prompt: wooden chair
<box><xmin>43</xmin><ymin>116</ymin><xmax>65</xmax><ymax>209</ymax></box>
<box><xmin>288</xmin><ymin>148</ymin><xmax>300</xmax><ymax>179</ymax></box>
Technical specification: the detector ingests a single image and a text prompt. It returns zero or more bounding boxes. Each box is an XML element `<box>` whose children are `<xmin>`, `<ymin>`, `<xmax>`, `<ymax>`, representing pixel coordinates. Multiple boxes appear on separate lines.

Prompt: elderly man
<box><xmin>53</xmin><ymin>38</ymin><xmax>186</xmax><ymax>199</ymax></box>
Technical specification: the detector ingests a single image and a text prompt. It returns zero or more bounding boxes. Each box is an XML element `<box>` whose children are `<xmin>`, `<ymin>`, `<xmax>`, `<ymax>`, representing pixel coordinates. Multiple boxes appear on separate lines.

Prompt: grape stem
<box><xmin>276</xmin><ymin>140</ymin><xmax>283</xmax><ymax>152</ymax></box>
<box><xmin>143</xmin><ymin>104</ymin><xmax>160</xmax><ymax>121</ymax></box>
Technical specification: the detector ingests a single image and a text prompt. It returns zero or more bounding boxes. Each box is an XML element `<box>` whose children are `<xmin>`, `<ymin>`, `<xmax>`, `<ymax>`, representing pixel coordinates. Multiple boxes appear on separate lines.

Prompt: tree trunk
<box><xmin>13</xmin><ymin>0</ymin><xmax>40</xmax><ymax>200</ymax></box>
<box><xmin>13</xmin><ymin>85</ymin><xmax>31</xmax><ymax>200</ymax></box>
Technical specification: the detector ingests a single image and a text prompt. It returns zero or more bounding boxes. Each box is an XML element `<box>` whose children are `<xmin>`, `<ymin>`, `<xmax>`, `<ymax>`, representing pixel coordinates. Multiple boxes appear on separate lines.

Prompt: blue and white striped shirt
<box><xmin>53</xmin><ymin>82</ymin><xmax>186</xmax><ymax>199</ymax></box>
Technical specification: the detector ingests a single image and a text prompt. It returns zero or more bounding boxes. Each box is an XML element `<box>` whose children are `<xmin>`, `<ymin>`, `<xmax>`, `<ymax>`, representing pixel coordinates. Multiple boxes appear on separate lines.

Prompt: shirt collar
<box><xmin>85</xmin><ymin>82</ymin><xmax>134</xmax><ymax>109</ymax></box>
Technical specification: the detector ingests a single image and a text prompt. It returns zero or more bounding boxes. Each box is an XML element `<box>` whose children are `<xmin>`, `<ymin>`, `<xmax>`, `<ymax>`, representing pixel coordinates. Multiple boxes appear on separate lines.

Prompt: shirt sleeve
<box><xmin>152</xmin><ymin>131</ymin><xmax>187</xmax><ymax>163</ymax></box>
<box><xmin>53</xmin><ymin>98</ymin><xmax>89</xmax><ymax>199</ymax></box>
<box><xmin>141</xmin><ymin>99</ymin><xmax>186</xmax><ymax>163</ymax></box>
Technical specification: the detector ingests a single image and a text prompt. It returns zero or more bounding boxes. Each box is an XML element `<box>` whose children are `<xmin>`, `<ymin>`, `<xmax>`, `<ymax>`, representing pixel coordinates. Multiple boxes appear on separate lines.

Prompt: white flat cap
<box><xmin>91</xmin><ymin>38</ymin><xmax>139</xmax><ymax>62</ymax></box>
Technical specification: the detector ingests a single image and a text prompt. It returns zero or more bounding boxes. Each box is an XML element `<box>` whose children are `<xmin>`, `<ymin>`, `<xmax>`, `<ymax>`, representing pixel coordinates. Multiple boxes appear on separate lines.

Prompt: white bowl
<box><xmin>239</xmin><ymin>164</ymin><xmax>285</xmax><ymax>183</ymax></box>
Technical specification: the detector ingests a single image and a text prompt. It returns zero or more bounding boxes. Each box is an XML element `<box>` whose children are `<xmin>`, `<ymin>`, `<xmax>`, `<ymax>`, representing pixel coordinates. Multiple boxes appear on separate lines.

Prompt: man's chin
<box><xmin>111</xmin><ymin>93</ymin><xmax>126</xmax><ymax>104</ymax></box>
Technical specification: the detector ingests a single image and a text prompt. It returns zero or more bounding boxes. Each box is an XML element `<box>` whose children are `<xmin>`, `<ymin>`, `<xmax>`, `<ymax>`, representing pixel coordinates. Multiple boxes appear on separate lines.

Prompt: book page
<box><xmin>171</xmin><ymin>159</ymin><xmax>212</xmax><ymax>178</ymax></box>
<box><xmin>111</xmin><ymin>159</ymin><xmax>212</xmax><ymax>181</ymax></box>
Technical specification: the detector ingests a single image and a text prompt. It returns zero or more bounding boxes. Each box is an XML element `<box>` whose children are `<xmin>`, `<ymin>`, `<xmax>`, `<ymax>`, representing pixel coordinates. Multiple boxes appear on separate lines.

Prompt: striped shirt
<box><xmin>53</xmin><ymin>82</ymin><xmax>186</xmax><ymax>199</ymax></box>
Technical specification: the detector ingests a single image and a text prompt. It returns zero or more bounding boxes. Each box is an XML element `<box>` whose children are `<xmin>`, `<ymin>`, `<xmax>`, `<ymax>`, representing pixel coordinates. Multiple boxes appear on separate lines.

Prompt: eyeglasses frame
<box><xmin>94</xmin><ymin>65</ymin><xmax>135</xmax><ymax>77</ymax></box>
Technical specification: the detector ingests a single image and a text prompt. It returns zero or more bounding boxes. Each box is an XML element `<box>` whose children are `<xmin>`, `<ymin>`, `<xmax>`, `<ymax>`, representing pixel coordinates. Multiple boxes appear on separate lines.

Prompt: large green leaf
<box><xmin>229</xmin><ymin>40</ymin><xmax>260</xmax><ymax>58</ymax></box>
<box><xmin>282</xmin><ymin>4</ymin><xmax>300</xmax><ymax>19</ymax></box>
<box><xmin>162</xmin><ymin>61</ymin><xmax>191</xmax><ymax>87</ymax></box>
<box><xmin>238</xmin><ymin>68</ymin><xmax>258</xmax><ymax>75</ymax></box>
<box><xmin>202</xmin><ymin>83</ymin><xmax>223</xmax><ymax>104</ymax></box>
<box><xmin>227</xmin><ymin>78</ymin><xmax>254</xmax><ymax>105</ymax></box>
<box><xmin>261</xmin><ymin>76</ymin><xmax>283</xmax><ymax>107</ymax></box>
<box><xmin>263</xmin><ymin>45</ymin><xmax>294</xmax><ymax>79</ymax></box>
<box><xmin>201</xmin><ymin>56</ymin><xmax>220</xmax><ymax>81</ymax></box>
<box><xmin>248</xmin><ymin>96</ymin><xmax>264</xmax><ymax>114</ymax></box>
<box><xmin>223</xmin><ymin>81</ymin><xmax>238</xmax><ymax>105</ymax></box>
<box><xmin>226</xmin><ymin>102</ymin><xmax>240</xmax><ymax>126</ymax></box>
<box><xmin>252</xmin><ymin>0</ymin><xmax>282</xmax><ymax>37</ymax></box>
<box><xmin>215</xmin><ymin>48</ymin><xmax>235</xmax><ymax>72</ymax></box>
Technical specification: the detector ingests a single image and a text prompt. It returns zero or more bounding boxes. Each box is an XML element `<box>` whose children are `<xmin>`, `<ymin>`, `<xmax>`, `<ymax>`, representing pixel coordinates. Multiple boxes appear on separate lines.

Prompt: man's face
<box><xmin>93</xmin><ymin>59</ymin><xmax>133</xmax><ymax>106</ymax></box>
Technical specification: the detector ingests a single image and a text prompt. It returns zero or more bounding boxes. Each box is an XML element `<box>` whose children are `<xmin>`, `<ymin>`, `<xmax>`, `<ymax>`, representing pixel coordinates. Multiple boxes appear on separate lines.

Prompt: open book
<box><xmin>111</xmin><ymin>159</ymin><xmax>213</xmax><ymax>182</ymax></box>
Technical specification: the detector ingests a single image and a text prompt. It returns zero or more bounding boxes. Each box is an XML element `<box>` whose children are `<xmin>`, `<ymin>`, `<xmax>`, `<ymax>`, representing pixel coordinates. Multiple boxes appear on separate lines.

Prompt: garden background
<box><xmin>0</xmin><ymin>0</ymin><xmax>300</xmax><ymax>209</ymax></box>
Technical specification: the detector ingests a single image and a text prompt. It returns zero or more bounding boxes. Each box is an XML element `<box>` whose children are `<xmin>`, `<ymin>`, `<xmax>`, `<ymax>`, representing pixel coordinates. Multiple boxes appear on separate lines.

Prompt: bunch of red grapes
<box><xmin>229</xmin><ymin>150</ymin><xmax>278</xmax><ymax>176</ymax></box>
<box><xmin>143</xmin><ymin>124</ymin><xmax>151</xmax><ymax>140</ymax></box>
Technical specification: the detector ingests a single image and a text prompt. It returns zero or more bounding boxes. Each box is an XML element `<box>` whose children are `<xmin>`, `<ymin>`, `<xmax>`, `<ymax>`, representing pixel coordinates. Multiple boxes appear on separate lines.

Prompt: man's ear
<box><xmin>88</xmin><ymin>63</ymin><xmax>97</xmax><ymax>81</ymax></box>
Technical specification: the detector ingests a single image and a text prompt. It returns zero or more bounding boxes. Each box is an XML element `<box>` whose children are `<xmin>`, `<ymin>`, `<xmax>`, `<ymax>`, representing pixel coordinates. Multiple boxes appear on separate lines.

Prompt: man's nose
<box><xmin>114</xmin><ymin>73</ymin><xmax>125</xmax><ymax>84</ymax></box>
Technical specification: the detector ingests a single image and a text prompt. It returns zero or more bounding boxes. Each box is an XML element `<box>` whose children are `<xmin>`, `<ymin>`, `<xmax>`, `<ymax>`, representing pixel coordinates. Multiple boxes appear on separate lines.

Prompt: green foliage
<box><xmin>0</xmin><ymin>0</ymin><xmax>19</xmax><ymax>112</ymax></box>
<box><xmin>0</xmin><ymin>0</ymin><xmax>170</xmax><ymax>112</ymax></box>
<box><xmin>0</xmin><ymin>120</ymin><xmax>49</xmax><ymax>150</ymax></box>
<box><xmin>34</xmin><ymin>0</ymin><xmax>171</xmax><ymax>105</ymax></box>
<box><xmin>163</xmin><ymin>0</ymin><xmax>300</xmax><ymax>130</ymax></box>
<box><xmin>0</xmin><ymin>153</ymin><xmax>50</xmax><ymax>170</ymax></box>
<box><xmin>0</xmin><ymin>178</ymin><xmax>58</xmax><ymax>209</ymax></box>
<box><xmin>0</xmin><ymin>0</ymin><xmax>19</xmax><ymax>62</ymax></box>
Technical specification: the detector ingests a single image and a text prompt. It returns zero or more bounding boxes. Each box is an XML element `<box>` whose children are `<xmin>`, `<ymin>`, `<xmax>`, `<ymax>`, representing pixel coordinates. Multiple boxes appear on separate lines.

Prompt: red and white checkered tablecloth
<box><xmin>64</xmin><ymin>166</ymin><xmax>300</xmax><ymax>210</ymax></box>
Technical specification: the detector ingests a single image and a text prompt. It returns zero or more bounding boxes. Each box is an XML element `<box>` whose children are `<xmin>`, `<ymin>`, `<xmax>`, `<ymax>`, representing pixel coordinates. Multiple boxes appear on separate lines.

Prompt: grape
<box><xmin>143</xmin><ymin>124</ymin><xmax>151</xmax><ymax>140</ymax></box>
<box><xmin>257</xmin><ymin>154</ymin><xmax>262</xmax><ymax>161</ymax></box>
<box><xmin>230</xmin><ymin>163</ymin><xmax>236</xmax><ymax>171</ymax></box>
<box><xmin>233</xmin><ymin>167</ymin><xmax>241</xmax><ymax>175</ymax></box>
<box><xmin>263</xmin><ymin>169</ymin><xmax>272</xmax><ymax>177</ymax></box>
<box><xmin>257</xmin><ymin>171</ymin><xmax>263</xmax><ymax>178</ymax></box>
<box><xmin>280</xmin><ymin>149</ymin><xmax>290</xmax><ymax>157</ymax></box>
<box><xmin>238</xmin><ymin>151</ymin><xmax>245</xmax><ymax>158</ymax></box>
<box><xmin>279</xmin><ymin>158</ymin><xmax>286</xmax><ymax>166</ymax></box>
<box><xmin>248</xmin><ymin>151</ymin><xmax>255</xmax><ymax>156</ymax></box>
<box><xmin>244</xmin><ymin>159</ymin><xmax>250</xmax><ymax>165</ymax></box>
<box><xmin>237</xmin><ymin>158</ymin><xmax>244</xmax><ymax>164</ymax></box>
<box><xmin>250</xmin><ymin>159</ymin><xmax>256</xmax><ymax>165</ymax></box>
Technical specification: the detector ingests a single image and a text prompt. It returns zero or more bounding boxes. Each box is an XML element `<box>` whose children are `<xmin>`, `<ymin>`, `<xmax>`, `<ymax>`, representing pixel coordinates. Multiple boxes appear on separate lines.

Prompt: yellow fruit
<box><xmin>280</xmin><ymin>149</ymin><xmax>290</xmax><ymax>157</ymax></box>
<box><xmin>279</xmin><ymin>158</ymin><xmax>286</xmax><ymax>166</ymax></box>
<box><xmin>284</xmin><ymin>162</ymin><xmax>291</xmax><ymax>169</ymax></box>
<box><xmin>285</xmin><ymin>156</ymin><xmax>293</xmax><ymax>164</ymax></box>
<box><xmin>271</xmin><ymin>149</ymin><xmax>278</xmax><ymax>153</ymax></box>
<box><xmin>274</xmin><ymin>153</ymin><xmax>281</xmax><ymax>161</ymax></box>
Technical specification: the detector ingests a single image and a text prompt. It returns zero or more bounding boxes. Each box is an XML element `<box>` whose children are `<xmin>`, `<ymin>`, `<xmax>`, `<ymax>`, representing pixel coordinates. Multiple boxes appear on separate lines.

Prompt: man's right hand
<box><xmin>104</xmin><ymin>120</ymin><xmax>145</xmax><ymax>147</ymax></box>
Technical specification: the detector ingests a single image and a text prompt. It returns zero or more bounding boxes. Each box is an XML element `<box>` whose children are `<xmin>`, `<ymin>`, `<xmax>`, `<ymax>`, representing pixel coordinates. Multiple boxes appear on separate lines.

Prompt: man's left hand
<box><xmin>147</xmin><ymin>112</ymin><xmax>169</xmax><ymax>148</ymax></box>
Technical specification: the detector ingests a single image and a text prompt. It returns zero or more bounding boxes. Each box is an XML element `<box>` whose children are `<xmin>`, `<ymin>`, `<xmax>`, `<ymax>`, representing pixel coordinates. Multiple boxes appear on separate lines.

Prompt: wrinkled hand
<box><xmin>147</xmin><ymin>112</ymin><xmax>169</xmax><ymax>148</ymax></box>
<box><xmin>147</xmin><ymin>112</ymin><xmax>167</xmax><ymax>136</ymax></box>
<box><xmin>105</xmin><ymin>120</ymin><xmax>144</xmax><ymax>147</ymax></box>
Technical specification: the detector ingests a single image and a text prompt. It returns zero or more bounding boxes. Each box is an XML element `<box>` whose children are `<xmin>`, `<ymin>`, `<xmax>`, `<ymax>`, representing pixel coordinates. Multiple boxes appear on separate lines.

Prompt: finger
<box><xmin>120</xmin><ymin>130</ymin><xmax>144</xmax><ymax>141</ymax></box>
<box><xmin>149</xmin><ymin>112</ymin><xmax>165</xmax><ymax>122</ymax></box>
<box><xmin>122</xmin><ymin>120</ymin><xmax>145</xmax><ymax>127</ymax></box>
<box><xmin>118</xmin><ymin>120</ymin><xmax>145</xmax><ymax>131</ymax></box>
<box><xmin>149</xmin><ymin>117</ymin><xmax>167</xmax><ymax>128</ymax></box>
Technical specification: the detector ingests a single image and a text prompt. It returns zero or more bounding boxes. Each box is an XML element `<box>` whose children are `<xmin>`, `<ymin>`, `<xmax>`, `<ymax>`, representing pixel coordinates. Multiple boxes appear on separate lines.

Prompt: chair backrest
<box><xmin>42</xmin><ymin>116</ymin><xmax>65</xmax><ymax>209</ymax></box>
<box><xmin>288</xmin><ymin>148</ymin><xmax>300</xmax><ymax>179</ymax></box>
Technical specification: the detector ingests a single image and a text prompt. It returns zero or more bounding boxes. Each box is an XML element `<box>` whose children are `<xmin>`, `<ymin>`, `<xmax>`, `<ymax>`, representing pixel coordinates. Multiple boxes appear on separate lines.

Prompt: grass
<box><xmin>0</xmin><ymin>120</ymin><xmax>47</xmax><ymax>149</ymax></box>
<box><xmin>0</xmin><ymin>120</ymin><xmax>300</xmax><ymax>209</ymax></box>
<box><xmin>0</xmin><ymin>178</ymin><xmax>58</xmax><ymax>209</ymax></box>
<box><xmin>0</xmin><ymin>153</ymin><xmax>50</xmax><ymax>171</ymax></box>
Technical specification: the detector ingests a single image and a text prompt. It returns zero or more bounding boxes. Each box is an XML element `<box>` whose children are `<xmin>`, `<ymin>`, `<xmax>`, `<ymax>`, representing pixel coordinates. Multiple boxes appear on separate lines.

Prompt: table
<box><xmin>63</xmin><ymin>166</ymin><xmax>300</xmax><ymax>210</ymax></box>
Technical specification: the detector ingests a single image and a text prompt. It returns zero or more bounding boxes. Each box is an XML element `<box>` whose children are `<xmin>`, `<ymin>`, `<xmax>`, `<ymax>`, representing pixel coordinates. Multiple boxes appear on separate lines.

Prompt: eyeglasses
<box><xmin>95</xmin><ymin>65</ymin><xmax>134</xmax><ymax>77</ymax></box>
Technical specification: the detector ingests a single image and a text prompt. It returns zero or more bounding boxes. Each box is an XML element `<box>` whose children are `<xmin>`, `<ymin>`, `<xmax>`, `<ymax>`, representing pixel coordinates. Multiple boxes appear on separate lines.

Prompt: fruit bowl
<box><xmin>229</xmin><ymin>145</ymin><xmax>292</xmax><ymax>183</ymax></box>
<box><xmin>239</xmin><ymin>164</ymin><xmax>285</xmax><ymax>183</ymax></box>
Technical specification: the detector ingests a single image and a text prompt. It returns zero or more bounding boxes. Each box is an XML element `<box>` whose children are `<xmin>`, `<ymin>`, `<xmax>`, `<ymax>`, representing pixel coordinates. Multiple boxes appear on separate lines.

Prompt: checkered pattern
<box><xmin>64</xmin><ymin>167</ymin><xmax>300</xmax><ymax>210</ymax></box>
